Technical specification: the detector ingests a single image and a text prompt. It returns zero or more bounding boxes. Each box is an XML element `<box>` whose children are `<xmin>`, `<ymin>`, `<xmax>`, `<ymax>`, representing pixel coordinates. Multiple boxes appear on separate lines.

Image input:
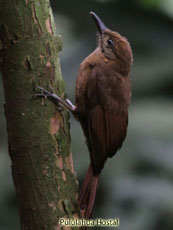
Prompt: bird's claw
<box><xmin>36</xmin><ymin>86</ymin><xmax>52</xmax><ymax>97</ymax></box>
<box><xmin>35</xmin><ymin>86</ymin><xmax>76</xmax><ymax>112</ymax></box>
<box><xmin>48</xmin><ymin>85</ymin><xmax>55</xmax><ymax>93</ymax></box>
<box><xmin>35</xmin><ymin>86</ymin><xmax>63</xmax><ymax>111</ymax></box>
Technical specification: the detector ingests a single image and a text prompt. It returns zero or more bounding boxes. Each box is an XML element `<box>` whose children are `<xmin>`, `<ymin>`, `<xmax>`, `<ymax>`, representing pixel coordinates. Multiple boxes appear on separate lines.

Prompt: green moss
<box><xmin>0</xmin><ymin>0</ymin><xmax>79</xmax><ymax>228</ymax></box>
<box><xmin>55</xmin><ymin>35</ymin><xmax>63</xmax><ymax>52</ymax></box>
<box><xmin>55</xmin><ymin>127</ymin><xmax>70</xmax><ymax>157</ymax></box>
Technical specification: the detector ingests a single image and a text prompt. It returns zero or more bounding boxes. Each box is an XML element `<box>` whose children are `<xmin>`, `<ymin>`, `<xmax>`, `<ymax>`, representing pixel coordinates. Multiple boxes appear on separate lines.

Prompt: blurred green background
<box><xmin>0</xmin><ymin>0</ymin><xmax>173</xmax><ymax>229</ymax></box>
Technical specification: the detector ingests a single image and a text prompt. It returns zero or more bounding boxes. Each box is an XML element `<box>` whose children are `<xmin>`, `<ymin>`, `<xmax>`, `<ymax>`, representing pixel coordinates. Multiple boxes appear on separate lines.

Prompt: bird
<box><xmin>36</xmin><ymin>11</ymin><xmax>133</xmax><ymax>219</ymax></box>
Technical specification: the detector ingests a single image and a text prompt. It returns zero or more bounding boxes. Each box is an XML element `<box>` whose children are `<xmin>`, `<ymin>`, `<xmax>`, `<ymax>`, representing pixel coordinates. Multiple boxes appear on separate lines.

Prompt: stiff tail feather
<box><xmin>78</xmin><ymin>164</ymin><xmax>100</xmax><ymax>219</ymax></box>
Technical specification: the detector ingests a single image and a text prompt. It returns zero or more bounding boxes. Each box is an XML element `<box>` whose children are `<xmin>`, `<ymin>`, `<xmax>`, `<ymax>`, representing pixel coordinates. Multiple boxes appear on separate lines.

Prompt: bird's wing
<box><xmin>85</xmin><ymin>67</ymin><xmax>128</xmax><ymax>174</ymax></box>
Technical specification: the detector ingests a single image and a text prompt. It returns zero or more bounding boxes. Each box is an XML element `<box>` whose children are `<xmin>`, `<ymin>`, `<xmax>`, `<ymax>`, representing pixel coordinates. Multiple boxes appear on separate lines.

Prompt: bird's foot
<box><xmin>35</xmin><ymin>86</ymin><xmax>76</xmax><ymax>112</ymax></box>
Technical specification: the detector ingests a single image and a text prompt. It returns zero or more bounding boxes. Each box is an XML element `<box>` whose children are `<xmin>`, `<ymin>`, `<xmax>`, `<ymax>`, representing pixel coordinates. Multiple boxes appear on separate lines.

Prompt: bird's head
<box><xmin>90</xmin><ymin>12</ymin><xmax>133</xmax><ymax>71</ymax></box>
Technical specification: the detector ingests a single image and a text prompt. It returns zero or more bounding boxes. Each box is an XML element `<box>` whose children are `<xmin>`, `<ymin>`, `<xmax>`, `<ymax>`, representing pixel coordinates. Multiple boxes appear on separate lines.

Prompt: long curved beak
<box><xmin>90</xmin><ymin>12</ymin><xmax>107</xmax><ymax>34</ymax></box>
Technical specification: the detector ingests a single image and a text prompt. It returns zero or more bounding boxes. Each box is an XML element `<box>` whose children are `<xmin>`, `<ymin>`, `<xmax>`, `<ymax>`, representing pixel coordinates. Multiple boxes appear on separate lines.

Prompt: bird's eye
<box><xmin>107</xmin><ymin>39</ymin><xmax>114</xmax><ymax>46</ymax></box>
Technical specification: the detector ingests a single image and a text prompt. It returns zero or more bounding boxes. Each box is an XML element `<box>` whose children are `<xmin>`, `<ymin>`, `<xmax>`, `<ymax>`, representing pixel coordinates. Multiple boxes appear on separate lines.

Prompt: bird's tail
<box><xmin>78</xmin><ymin>164</ymin><xmax>100</xmax><ymax>219</ymax></box>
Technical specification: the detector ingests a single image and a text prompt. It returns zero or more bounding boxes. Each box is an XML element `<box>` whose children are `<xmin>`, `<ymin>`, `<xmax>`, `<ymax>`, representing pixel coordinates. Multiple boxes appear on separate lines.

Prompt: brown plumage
<box><xmin>74</xmin><ymin>12</ymin><xmax>133</xmax><ymax>218</ymax></box>
<box><xmin>37</xmin><ymin>12</ymin><xmax>133</xmax><ymax>219</ymax></box>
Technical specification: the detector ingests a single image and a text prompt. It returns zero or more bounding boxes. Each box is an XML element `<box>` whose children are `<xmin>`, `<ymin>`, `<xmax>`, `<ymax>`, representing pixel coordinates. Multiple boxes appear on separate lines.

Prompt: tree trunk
<box><xmin>0</xmin><ymin>0</ymin><xmax>80</xmax><ymax>229</ymax></box>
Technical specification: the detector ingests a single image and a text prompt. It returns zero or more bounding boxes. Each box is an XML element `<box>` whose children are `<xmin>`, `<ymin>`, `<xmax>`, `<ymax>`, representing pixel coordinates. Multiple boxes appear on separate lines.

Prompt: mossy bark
<box><xmin>0</xmin><ymin>0</ymin><xmax>81</xmax><ymax>229</ymax></box>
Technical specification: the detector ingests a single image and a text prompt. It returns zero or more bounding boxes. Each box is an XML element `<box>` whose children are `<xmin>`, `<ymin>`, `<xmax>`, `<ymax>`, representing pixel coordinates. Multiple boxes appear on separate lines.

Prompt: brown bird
<box><xmin>37</xmin><ymin>12</ymin><xmax>133</xmax><ymax>219</ymax></box>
